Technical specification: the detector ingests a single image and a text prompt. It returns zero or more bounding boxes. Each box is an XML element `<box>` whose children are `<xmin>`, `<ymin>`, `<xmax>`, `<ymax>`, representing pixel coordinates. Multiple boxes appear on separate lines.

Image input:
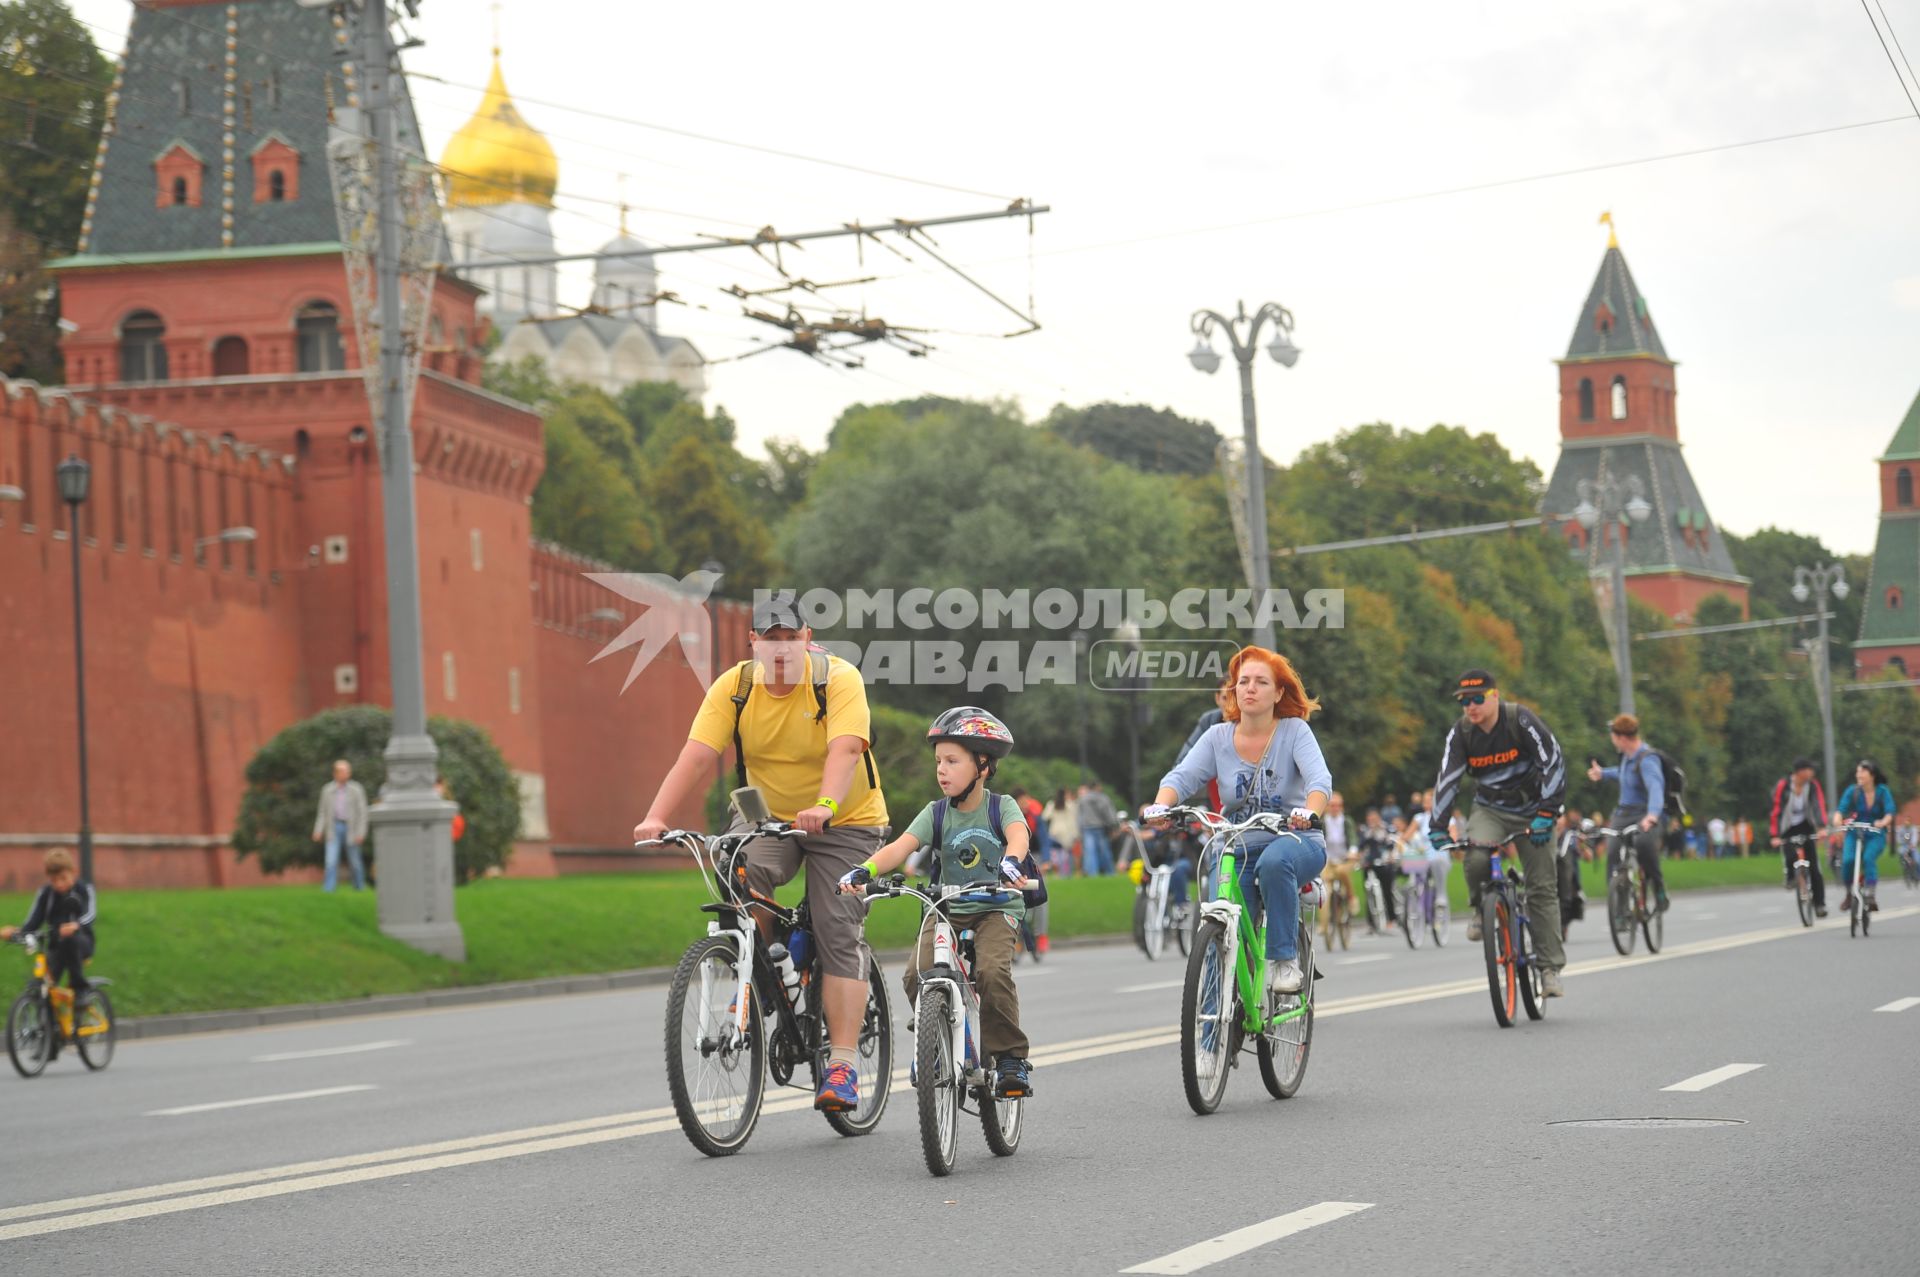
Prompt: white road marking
<box><xmin>1662</xmin><ymin>1063</ymin><xmax>1764</xmax><ymax>1093</ymax></box>
<box><xmin>1117</xmin><ymin>979</ymin><xmax>1184</xmax><ymax>994</ymax></box>
<box><xmin>1691</xmin><ymin>912</ymin><xmax>1719</xmax><ymax>921</ymax></box>
<box><xmin>145</xmin><ymin>1085</ymin><xmax>378</xmax><ymax>1117</ymax></box>
<box><xmin>12</xmin><ymin>905</ymin><xmax>1913</xmax><ymax>1240</ymax></box>
<box><xmin>1874</xmin><ymin>996</ymin><xmax>1920</xmax><ymax>1013</ymax></box>
<box><xmin>250</xmin><ymin>1039</ymin><xmax>411</xmax><ymax>1064</ymax></box>
<box><xmin>1121</xmin><ymin>1202</ymin><xmax>1374</xmax><ymax>1274</ymax></box>
<box><xmin>1337</xmin><ymin>954</ymin><xmax>1392</xmax><ymax>966</ymax></box>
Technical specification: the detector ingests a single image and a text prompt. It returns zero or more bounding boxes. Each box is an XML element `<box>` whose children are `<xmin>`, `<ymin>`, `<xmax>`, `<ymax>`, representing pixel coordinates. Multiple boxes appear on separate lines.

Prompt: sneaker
<box><xmin>1814</xmin><ymin>905</ymin><xmax>1829</xmax><ymax>919</ymax></box>
<box><xmin>1839</xmin><ymin>893</ymin><xmax>1855</xmax><ymax>914</ymax></box>
<box><xmin>1269</xmin><ymin>959</ymin><xmax>1304</xmax><ymax>996</ymax></box>
<box><xmin>1655</xmin><ymin>892</ymin><xmax>1670</xmax><ymax>914</ymax></box>
<box><xmin>1541</xmin><ymin>968</ymin><xmax>1565</xmax><ymax>998</ymax></box>
<box><xmin>814</xmin><ymin>1061</ymin><xmax>860</xmax><ymax>1112</ymax></box>
<box><xmin>1466</xmin><ymin>916</ymin><xmax>1483</xmax><ymax>942</ymax></box>
<box><xmin>1867</xmin><ymin>891</ymin><xmax>1880</xmax><ymax>912</ymax></box>
<box><xmin>994</xmin><ymin>1055</ymin><xmax>1033</xmax><ymax>1098</ymax></box>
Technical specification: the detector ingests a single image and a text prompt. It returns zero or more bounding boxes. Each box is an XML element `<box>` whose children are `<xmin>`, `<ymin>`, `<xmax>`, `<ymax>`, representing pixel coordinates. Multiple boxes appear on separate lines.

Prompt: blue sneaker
<box><xmin>815</xmin><ymin>1061</ymin><xmax>859</xmax><ymax>1112</ymax></box>
<box><xmin>994</xmin><ymin>1054</ymin><xmax>1033</xmax><ymax>1099</ymax></box>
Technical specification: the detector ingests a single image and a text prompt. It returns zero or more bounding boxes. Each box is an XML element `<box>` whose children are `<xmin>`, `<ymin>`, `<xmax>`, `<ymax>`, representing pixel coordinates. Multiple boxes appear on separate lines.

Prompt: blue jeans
<box><xmin>1169</xmin><ymin>856</ymin><xmax>1194</xmax><ymax>905</ymax></box>
<box><xmin>1081</xmin><ymin>826</ymin><xmax>1114</xmax><ymax>876</ymax></box>
<box><xmin>1842</xmin><ymin>830</ymin><xmax>1885</xmax><ymax>888</ymax></box>
<box><xmin>325</xmin><ymin>818</ymin><xmax>367</xmax><ymax>892</ymax></box>
<box><xmin>1233</xmin><ymin>829</ymin><xmax>1328</xmax><ymax>960</ymax></box>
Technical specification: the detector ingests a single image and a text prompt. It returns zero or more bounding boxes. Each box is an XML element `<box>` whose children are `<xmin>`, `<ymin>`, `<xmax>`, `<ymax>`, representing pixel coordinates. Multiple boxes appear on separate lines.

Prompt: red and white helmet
<box><xmin>926</xmin><ymin>706</ymin><xmax>1015</xmax><ymax>759</ymax></box>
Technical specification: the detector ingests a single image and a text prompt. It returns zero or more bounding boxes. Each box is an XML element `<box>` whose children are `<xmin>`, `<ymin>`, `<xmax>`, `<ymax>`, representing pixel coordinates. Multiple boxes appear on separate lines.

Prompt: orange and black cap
<box><xmin>1453</xmin><ymin>669</ymin><xmax>1496</xmax><ymax>699</ymax></box>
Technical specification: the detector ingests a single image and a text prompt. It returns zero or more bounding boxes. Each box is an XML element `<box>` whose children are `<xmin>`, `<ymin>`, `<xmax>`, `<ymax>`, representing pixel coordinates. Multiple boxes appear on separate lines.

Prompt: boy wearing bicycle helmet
<box><xmin>841</xmin><ymin>707</ymin><xmax>1036</xmax><ymax>1099</ymax></box>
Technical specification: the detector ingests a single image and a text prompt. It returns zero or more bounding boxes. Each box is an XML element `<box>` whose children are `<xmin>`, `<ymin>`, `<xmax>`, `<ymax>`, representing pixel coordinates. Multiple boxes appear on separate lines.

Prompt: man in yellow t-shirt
<box><xmin>634</xmin><ymin>592</ymin><xmax>888</xmax><ymax>1113</ymax></box>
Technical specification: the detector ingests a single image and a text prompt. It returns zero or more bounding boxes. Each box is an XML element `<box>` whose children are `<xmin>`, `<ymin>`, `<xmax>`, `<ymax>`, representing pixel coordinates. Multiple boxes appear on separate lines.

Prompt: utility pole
<box><xmin>356</xmin><ymin>0</ymin><xmax>464</xmax><ymax>960</ymax></box>
<box><xmin>1574</xmin><ymin>474</ymin><xmax>1652</xmax><ymax>718</ymax></box>
<box><xmin>1792</xmin><ymin>563</ymin><xmax>1850</xmax><ymax>810</ymax></box>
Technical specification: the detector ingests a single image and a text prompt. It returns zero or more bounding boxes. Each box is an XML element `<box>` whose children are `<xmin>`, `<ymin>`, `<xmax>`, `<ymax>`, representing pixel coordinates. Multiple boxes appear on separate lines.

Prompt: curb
<box><xmin>117</xmin><ymin>931</ymin><xmax>1136</xmax><ymax>1041</ymax></box>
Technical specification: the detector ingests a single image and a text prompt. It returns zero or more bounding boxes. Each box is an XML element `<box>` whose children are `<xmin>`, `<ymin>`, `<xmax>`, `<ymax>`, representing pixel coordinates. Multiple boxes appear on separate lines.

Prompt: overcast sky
<box><xmin>71</xmin><ymin>0</ymin><xmax>1920</xmax><ymax>555</ymax></box>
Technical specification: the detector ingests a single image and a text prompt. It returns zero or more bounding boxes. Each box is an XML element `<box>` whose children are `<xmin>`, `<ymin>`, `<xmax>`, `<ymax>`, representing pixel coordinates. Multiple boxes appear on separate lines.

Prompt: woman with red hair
<box><xmin>1145</xmin><ymin>646</ymin><xmax>1332</xmax><ymax>997</ymax></box>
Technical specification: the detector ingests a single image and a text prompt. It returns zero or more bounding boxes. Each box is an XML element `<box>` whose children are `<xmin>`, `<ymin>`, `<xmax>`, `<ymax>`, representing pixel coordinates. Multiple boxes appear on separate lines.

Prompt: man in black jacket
<box><xmin>1430</xmin><ymin>669</ymin><xmax>1569</xmax><ymax>996</ymax></box>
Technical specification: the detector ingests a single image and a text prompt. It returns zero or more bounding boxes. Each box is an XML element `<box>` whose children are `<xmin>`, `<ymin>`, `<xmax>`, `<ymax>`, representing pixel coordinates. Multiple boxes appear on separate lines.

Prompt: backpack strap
<box><xmin>808</xmin><ymin>647</ymin><xmax>879</xmax><ymax>792</ymax></box>
<box><xmin>984</xmin><ymin>789</ymin><xmax>1005</xmax><ymax>845</ymax></box>
<box><xmin>929</xmin><ymin>797</ymin><xmax>950</xmax><ymax>884</ymax></box>
<box><xmin>728</xmin><ymin>659</ymin><xmax>756</xmax><ymax>793</ymax></box>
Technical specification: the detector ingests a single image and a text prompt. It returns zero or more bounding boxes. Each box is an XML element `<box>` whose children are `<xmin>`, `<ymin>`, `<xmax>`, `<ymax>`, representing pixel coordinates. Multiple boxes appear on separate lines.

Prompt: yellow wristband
<box><xmin>815</xmin><ymin>796</ymin><xmax>840</xmax><ymax>816</ymax></box>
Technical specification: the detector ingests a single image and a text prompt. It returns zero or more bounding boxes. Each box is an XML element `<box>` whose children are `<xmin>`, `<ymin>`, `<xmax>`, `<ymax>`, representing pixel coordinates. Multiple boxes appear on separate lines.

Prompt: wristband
<box><xmin>860</xmin><ymin>858</ymin><xmax>878</xmax><ymax>875</ymax></box>
<box><xmin>815</xmin><ymin>796</ymin><xmax>840</xmax><ymax>816</ymax></box>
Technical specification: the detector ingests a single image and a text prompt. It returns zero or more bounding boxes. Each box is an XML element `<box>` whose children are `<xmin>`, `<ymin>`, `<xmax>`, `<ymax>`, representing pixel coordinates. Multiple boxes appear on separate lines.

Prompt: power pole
<box><xmin>354</xmin><ymin>0</ymin><xmax>464</xmax><ymax>960</ymax></box>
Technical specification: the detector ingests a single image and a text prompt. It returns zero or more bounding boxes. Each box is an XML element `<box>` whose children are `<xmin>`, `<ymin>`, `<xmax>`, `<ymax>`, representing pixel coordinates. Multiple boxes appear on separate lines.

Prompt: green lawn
<box><xmin>0</xmin><ymin>856</ymin><xmax>1776</xmax><ymax>1019</ymax></box>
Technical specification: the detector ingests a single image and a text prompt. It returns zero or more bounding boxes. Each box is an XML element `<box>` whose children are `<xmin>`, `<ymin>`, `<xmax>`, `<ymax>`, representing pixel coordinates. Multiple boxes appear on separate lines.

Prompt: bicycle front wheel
<box><xmin>1640</xmin><ymin>882</ymin><xmax>1663</xmax><ymax>954</ymax></box>
<box><xmin>1432</xmin><ymin>893</ymin><xmax>1451</xmax><ymax>947</ymax></box>
<box><xmin>822</xmin><ymin>954</ymin><xmax>892</xmax><ymax>1138</ymax></box>
<box><xmin>1180</xmin><ymin>917</ymin><xmax>1236</xmax><ymax>1115</ymax></box>
<box><xmin>7</xmin><ymin>994</ymin><xmax>50</xmax><ymax>1078</ymax></box>
<box><xmin>663</xmin><ymin>936</ymin><xmax>765</xmax><ymax>1158</ymax></box>
<box><xmin>1398</xmin><ymin>882</ymin><xmax>1424</xmax><ymax>950</ymax></box>
<box><xmin>1258</xmin><ymin>922</ymin><xmax>1314</xmax><ymax>1098</ymax></box>
<box><xmin>1365</xmin><ymin>877</ymin><xmax>1385</xmax><ymax>935</ymax></box>
<box><xmin>1132</xmin><ymin>890</ymin><xmax>1151</xmax><ymax>958</ymax></box>
<box><xmin>1145</xmin><ymin>895</ymin><xmax>1168</xmax><ymax>962</ymax></box>
<box><xmin>1482</xmin><ymin>895</ymin><xmax>1517</xmax><ymax>1028</ymax></box>
<box><xmin>1332</xmin><ymin>887</ymin><xmax>1352</xmax><ymax>950</ymax></box>
<box><xmin>1175</xmin><ymin>902</ymin><xmax>1194</xmax><ymax>958</ymax></box>
<box><xmin>1518</xmin><ymin>924</ymin><xmax>1544</xmax><ymax>1022</ymax></box>
<box><xmin>915</xmin><ymin>985</ymin><xmax>961</xmax><ymax>1176</ymax></box>
<box><xmin>76</xmin><ymin>988</ymin><xmax>115</xmax><ymax>1071</ymax></box>
<box><xmin>980</xmin><ymin>1089</ymin><xmax>1023</xmax><ymax>1157</ymax></box>
<box><xmin>1796</xmin><ymin>872</ymin><xmax>1814</xmax><ymax>927</ymax></box>
<box><xmin>1607</xmin><ymin>874</ymin><xmax>1636</xmax><ymax>956</ymax></box>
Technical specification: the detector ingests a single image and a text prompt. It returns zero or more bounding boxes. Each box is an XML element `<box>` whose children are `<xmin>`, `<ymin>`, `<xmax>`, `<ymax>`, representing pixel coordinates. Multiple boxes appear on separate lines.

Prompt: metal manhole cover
<box><xmin>1549</xmin><ymin>1118</ymin><xmax>1746</xmax><ymax>1129</ymax></box>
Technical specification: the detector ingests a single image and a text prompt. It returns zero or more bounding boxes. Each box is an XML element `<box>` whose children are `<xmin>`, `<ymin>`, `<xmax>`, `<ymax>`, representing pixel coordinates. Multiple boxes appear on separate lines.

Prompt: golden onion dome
<box><xmin>441</xmin><ymin>52</ymin><xmax>557</xmax><ymax>209</ymax></box>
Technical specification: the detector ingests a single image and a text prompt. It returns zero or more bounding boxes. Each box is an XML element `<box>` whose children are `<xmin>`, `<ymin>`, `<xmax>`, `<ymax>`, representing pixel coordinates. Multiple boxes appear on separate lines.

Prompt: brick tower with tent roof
<box><xmin>1853</xmin><ymin>388</ymin><xmax>1920</xmax><ymax>676</ymax></box>
<box><xmin>1540</xmin><ymin>218</ymin><xmax>1750</xmax><ymax>622</ymax></box>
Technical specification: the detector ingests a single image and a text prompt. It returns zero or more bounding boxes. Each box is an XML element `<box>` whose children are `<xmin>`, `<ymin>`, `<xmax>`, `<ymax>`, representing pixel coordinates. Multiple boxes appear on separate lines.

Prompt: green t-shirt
<box><xmin>906</xmin><ymin>792</ymin><xmax>1027</xmax><ymax>917</ymax></box>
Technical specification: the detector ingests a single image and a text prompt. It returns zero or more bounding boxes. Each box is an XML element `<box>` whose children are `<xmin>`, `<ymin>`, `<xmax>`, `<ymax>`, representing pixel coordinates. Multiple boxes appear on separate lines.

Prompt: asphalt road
<box><xmin>2</xmin><ymin>884</ymin><xmax>1916</xmax><ymax>1276</ymax></box>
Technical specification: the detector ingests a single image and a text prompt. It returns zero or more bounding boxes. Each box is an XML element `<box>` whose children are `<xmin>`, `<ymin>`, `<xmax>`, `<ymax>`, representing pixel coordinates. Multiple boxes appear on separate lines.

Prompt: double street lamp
<box><xmin>1188</xmin><ymin>301</ymin><xmax>1300</xmax><ymax>652</ymax></box>
<box><xmin>1573</xmin><ymin>474</ymin><xmax>1652</xmax><ymax>716</ymax></box>
<box><xmin>1791</xmin><ymin>562</ymin><xmax>1849</xmax><ymax>808</ymax></box>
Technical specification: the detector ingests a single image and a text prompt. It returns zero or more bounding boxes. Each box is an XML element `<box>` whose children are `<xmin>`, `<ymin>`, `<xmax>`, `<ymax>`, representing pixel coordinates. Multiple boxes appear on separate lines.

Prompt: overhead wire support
<box><xmin>1635</xmin><ymin>612</ymin><xmax>1836</xmax><ymax>642</ymax></box>
<box><xmin>1271</xmin><ymin>514</ymin><xmax>1573</xmax><ymax>558</ymax></box>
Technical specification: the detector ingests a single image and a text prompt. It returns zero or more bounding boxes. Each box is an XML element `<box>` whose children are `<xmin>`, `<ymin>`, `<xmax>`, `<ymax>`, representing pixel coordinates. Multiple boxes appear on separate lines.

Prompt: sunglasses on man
<box><xmin>1456</xmin><ymin>693</ymin><xmax>1488</xmax><ymax>706</ymax></box>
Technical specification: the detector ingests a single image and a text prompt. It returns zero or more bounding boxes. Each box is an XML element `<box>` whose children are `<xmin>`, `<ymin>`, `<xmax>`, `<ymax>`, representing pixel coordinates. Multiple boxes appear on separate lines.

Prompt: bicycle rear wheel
<box><xmin>1398</xmin><ymin>882</ymin><xmax>1424</xmax><ymax>950</ymax></box>
<box><xmin>822</xmin><ymin>955</ymin><xmax>892</xmax><ymax>1138</ymax></box>
<box><xmin>1365</xmin><ymin>876</ymin><xmax>1385</xmax><ymax>935</ymax></box>
<box><xmin>1180</xmin><ymin>918</ymin><xmax>1236</xmax><ymax>1115</ymax></box>
<box><xmin>980</xmin><ymin>1090</ymin><xmax>1023</xmax><ymax>1157</ymax></box>
<box><xmin>1432</xmin><ymin>893</ymin><xmax>1451</xmax><ymax>947</ymax></box>
<box><xmin>1640</xmin><ymin>882</ymin><xmax>1663</xmax><ymax>954</ymax></box>
<box><xmin>1482</xmin><ymin>896</ymin><xmax>1517</xmax><ymax>1028</ymax></box>
<box><xmin>1607</xmin><ymin>874</ymin><xmax>1636</xmax><ymax>956</ymax></box>
<box><xmin>1796</xmin><ymin>872</ymin><xmax>1813</xmax><ymax>927</ymax></box>
<box><xmin>1175</xmin><ymin>902</ymin><xmax>1194</xmax><ymax>958</ymax></box>
<box><xmin>1518</xmin><ymin>924</ymin><xmax>1544</xmax><ymax>1022</ymax></box>
<box><xmin>76</xmin><ymin>988</ymin><xmax>115</xmax><ymax>1071</ymax></box>
<box><xmin>663</xmin><ymin>936</ymin><xmax>766</xmax><ymax>1157</ymax></box>
<box><xmin>1332</xmin><ymin>886</ymin><xmax>1352</xmax><ymax>950</ymax></box>
<box><xmin>1132</xmin><ymin>890</ymin><xmax>1151</xmax><ymax>958</ymax></box>
<box><xmin>914</xmin><ymin>985</ymin><xmax>961</xmax><ymax>1176</ymax></box>
<box><xmin>1257</xmin><ymin>922</ymin><xmax>1314</xmax><ymax>1098</ymax></box>
<box><xmin>6</xmin><ymin>994</ymin><xmax>50</xmax><ymax>1078</ymax></box>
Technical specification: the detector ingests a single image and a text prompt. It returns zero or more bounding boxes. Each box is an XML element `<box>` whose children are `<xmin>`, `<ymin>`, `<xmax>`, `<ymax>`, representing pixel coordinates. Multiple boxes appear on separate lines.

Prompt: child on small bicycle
<box><xmin>1</xmin><ymin>849</ymin><xmax>98</xmax><ymax>1010</ymax></box>
<box><xmin>841</xmin><ymin>707</ymin><xmax>1036</xmax><ymax>1099</ymax></box>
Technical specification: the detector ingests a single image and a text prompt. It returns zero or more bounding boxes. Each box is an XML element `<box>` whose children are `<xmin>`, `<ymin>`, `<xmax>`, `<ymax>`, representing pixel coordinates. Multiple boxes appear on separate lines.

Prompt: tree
<box><xmin>0</xmin><ymin>0</ymin><xmax>110</xmax><ymax>254</ymax></box>
<box><xmin>231</xmin><ymin>707</ymin><xmax>522</xmax><ymax>884</ymax></box>
<box><xmin>1045</xmin><ymin>402</ymin><xmax>1222</xmax><ymax>475</ymax></box>
<box><xmin>639</xmin><ymin>430</ymin><xmax>773</xmax><ymax>590</ymax></box>
<box><xmin>530</xmin><ymin>409</ymin><xmax>657</xmax><ymax>567</ymax></box>
<box><xmin>0</xmin><ymin>213</ymin><xmax>57</xmax><ymax>382</ymax></box>
<box><xmin>1272</xmin><ymin>422</ymin><xmax>1543</xmax><ymax>543</ymax></box>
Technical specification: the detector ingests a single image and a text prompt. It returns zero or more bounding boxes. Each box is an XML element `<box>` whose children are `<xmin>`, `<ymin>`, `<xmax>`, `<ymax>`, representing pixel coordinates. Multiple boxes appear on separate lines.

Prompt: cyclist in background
<box><xmin>1586</xmin><ymin>713</ymin><xmax>1670</xmax><ymax>915</ymax></box>
<box><xmin>1836</xmin><ymin>758</ymin><xmax>1896</xmax><ymax>915</ymax></box>
<box><xmin>1428</xmin><ymin>668</ymin><xmax>1568</xmax><ymax>997</ymax></box>
<box><xmin>1319</xmin><ymin>792</ymin><xmax>1359</xmax><ymax>942</ymax></box>
<box><xmin>1769</xmin><ymin>758</ymin><xmax>1828</xmax><ymax>919</ymax></box>
<box><xmin>1359</xmin><ymin>807</ymin><xmax>1398</xmax><ymax>929</ymax></box>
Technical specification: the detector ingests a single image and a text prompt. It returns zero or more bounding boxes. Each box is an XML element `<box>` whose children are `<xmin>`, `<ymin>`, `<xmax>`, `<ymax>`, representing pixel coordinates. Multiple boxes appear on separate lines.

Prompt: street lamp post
<box><xmin>55</xmin><ymin>455</ymin><xmax>94</xmax><ymax>885</ymax></box>
<box><xmin>1188</xmin><ymin>300</ymin><xmax>1300</xmax><ymax>652</ymax></box>
<box><xmin>1072</xmin><ymin>629</ymin><xmax>1091</xmax><ymax>784</ymax></box>
<box><xmin>1792</xmin><ymin>563</ymin><xmax>1850</xmax><ymax>807</ymax></box>
<box><xmin>1573</xmin><ymin>474</ymin><xmax>1652</xmax><ymax>716</ymax></box>
<box><xmin>1115</xmin><ymin>621</ymin><xmax>1142</xmax><ymax>806</ymax></box>
<box><xmin>701</xmin><ymin>560</ymin><xmax>725</xmax><ymax>796</ymax></box>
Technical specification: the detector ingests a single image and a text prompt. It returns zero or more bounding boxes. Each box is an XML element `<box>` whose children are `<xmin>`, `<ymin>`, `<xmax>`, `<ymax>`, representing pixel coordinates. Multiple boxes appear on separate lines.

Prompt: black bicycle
<box><xmin>1464</xmin><ymin>838</ymin><xmax>1544</xmax><ymax>1028</ymax></box>
<box><xmin>1782</xmin><ymin>831</ymin><xmax>1821</xmax><ymax>928</ymax></box>
<box><xmin>1600</xmin><ymin>825</ymin><xmax>1662</xmax><ymax>956</ymax></box>
<box><xmin>642</xmin><ymin>797</ymin><xmax>893</xmax><ymax>1157</ymax></box>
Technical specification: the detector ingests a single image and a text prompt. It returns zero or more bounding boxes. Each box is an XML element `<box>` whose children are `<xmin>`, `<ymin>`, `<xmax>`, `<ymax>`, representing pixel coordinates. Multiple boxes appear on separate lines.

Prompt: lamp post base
<box><xmin>370</xmin><ymin>733</ymin><xmax>466</xmax><ymax>962</ymax></box>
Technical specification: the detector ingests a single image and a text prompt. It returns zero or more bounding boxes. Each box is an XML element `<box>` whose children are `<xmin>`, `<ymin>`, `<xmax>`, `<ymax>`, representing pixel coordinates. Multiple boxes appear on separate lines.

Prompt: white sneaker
<box><xmin>1269</xmin><ymin>959</ymin><xmax>1304</xmax><ymax>995</ymax></box>
<box><xmin>1466</xmin><ymin>916</ymin><xmax>1482</xmax><ymax>942</ymax></box>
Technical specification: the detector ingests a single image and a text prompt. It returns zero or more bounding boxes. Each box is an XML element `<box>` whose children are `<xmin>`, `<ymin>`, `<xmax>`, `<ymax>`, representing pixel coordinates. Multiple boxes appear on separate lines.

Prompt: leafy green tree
<box><xmin>0</xmin><ymin>0</ymin><xmax>110</xmax><ymax>253</ymax></box>
<box><xmin>1045</xmin><ymin>402</ymin><xmax>1222</xmax><ymax>475</ymax></box>
<box><xmin>482</xmin><ymin>354</ymin><xmax>563</xmax><ymax>408</ymax></box>
<box><xmin>231</xmin><ymin>707</ymin><xmax>522</xmax><ymax>884</ymax></box>
<box><xmin>531</xmin><ymin>410</ymin><xmax>657</xmax><ymax>566</ymax></box>
<box><xmin>1272</xmin><ymin>422</ymin><xmax>1543</xmax><ymax>542</ymax></box>
<box><xmin>0</xmin><ymin>213</ymin><xmax>57</xmax><ymax>382</ymax></box>
<box><xmin>640</xmin><ymin>430</ymin><xmax>773</xmax><ymax>590</ymax></box>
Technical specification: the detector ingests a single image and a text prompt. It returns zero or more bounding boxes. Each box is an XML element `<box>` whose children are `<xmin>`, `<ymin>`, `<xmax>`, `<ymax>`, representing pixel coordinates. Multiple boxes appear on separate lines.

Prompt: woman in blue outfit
<box><xmin>1145</xmin><ymin>645</ymin><xmax>1331</xmax><ymax>998</ymax></box>
<box><xmin>1836</xmin><ymin>758</ymin><xmax>1896</xmax><ymax>914</ymax></box>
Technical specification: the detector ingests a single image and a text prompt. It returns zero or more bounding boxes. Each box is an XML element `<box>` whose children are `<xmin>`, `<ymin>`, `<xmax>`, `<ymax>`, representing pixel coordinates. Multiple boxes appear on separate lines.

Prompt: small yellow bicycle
<box><xmin>7</xmin><ymin>932</ymin><xmax>115</xmax><ymax>1077</ymax></box>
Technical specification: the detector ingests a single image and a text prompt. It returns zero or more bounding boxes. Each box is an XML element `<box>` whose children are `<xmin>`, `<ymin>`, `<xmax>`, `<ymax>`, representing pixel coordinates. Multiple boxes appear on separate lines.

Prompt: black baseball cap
<box><xmin>751</xmin><ymin>591</ymin><xmax>805</xmax><ymax>633</ymax></box>
<box><xmin>1453</xmin><ymin>669</ymin><xmax>1496</xmax><ymax>699</ymax></box>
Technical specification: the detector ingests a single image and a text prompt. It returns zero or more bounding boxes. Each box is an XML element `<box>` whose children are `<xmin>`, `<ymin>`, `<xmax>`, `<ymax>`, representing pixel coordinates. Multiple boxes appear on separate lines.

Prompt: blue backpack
<box><xmin>929</xmin><ymin>790</ymin><xmax>1047</xmax><ymax>906</ymax></box>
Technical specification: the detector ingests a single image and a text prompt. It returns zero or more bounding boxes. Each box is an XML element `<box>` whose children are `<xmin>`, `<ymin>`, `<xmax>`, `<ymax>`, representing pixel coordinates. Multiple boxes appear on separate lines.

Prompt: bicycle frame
<box><xmin>878</xmin><ymin>880</ymin><xmax>1017</xmax><ymax>1094</ymax></box>
<box><xmin>1189</xmin><ymin>810</ymin><xmax>1317</xmax><ymax>1036</ymax></box>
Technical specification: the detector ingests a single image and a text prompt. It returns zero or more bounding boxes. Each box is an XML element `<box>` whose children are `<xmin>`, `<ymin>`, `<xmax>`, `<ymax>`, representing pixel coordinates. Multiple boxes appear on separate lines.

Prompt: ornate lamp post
<box><xmin>1791</xmin><ymin>562</ymin><xmax>1850</xmax><ymax>806</ymax></box>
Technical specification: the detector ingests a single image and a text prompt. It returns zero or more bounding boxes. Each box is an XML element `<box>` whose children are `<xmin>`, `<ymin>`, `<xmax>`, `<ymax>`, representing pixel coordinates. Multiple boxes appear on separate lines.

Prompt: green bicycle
<box><xmin>1166</xmin><ymin>807</ymin><xmax>1321</xmax><ymax>1115</ymax></box>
